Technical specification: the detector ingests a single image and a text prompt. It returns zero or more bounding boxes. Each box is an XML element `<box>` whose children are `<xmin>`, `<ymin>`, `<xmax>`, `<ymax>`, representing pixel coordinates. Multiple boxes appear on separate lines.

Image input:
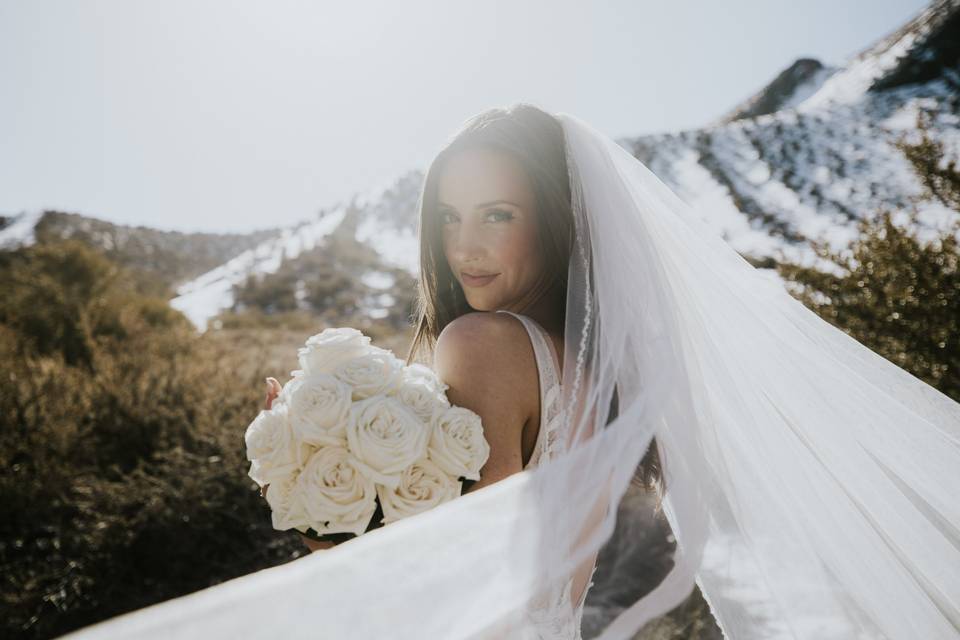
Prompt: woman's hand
<box><xmin>257</xmin><ymin>376</ymin><xmax>282</xmax><ymax>498</ymax></box>
<box><xmin>259</xmin><ymin>376</ymin><xmax>336</xmax><ymax>553</ymax></box>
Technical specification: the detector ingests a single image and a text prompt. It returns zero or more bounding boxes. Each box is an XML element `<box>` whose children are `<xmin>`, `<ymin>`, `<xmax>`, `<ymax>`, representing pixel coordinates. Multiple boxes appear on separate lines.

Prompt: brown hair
<box><xmin>404</xmin><ymin>102</ymin><xmax>664</xmax><ymax>508</ymax></box>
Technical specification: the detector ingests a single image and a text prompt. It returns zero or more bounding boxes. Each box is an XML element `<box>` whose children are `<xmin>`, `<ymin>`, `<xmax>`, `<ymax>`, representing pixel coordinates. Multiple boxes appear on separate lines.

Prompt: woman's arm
<box><xmin>432</xmin><ymin>312</ymin><xmax>538</xmax><ymax>494</ymax></box>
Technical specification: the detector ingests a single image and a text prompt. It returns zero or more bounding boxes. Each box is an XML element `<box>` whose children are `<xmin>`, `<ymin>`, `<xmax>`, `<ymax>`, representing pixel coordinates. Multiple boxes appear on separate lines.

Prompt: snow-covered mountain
<box><xmin>2</xmin><ymin>0</ymin><xmax>957</xmax><ymax>334</ymax></box>
<box><xmin>168</xmin><ymin>207</ymin><xmax>347</xmax><ymax>328</ymax></box>
<box><xmin>711</xmin><ymin>58</ymin><xmax>838</xmax><ymax>125</ymax></box>
<box><xmin>169</xmin><ymin>170</ymin><xmax>422</xmax><ymax>329</ymax></box>
<box><xmin>627</xmin><ymin>0</ymin><xmax>959</xmax><ymax>270</ymax></box>
<box><xmin>0</xmin><ymin>209</ymin><xmax>279</xmax><ymax>293</ymax></box>
<box><xmin>168</xmin><ymin>0</ymin><xmax>960</xmax><ymax>330</ymax></box>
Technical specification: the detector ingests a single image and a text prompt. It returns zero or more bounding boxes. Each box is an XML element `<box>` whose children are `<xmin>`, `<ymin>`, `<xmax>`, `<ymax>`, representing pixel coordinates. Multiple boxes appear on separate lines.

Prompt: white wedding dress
<box><xmin>496</xmin><ymin>309</ymin><xmax>598</xmax><ymax>640</ymax></box>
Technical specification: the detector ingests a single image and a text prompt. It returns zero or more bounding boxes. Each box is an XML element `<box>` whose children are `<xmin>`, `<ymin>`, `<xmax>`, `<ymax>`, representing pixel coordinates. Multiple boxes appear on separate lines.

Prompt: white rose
<box><xmin>346</xmin><ymin>395</ymin><xmax>430</xmax><ymax>485</ymax></box>
<box><xmin>280</xmin><ymin>373</ymin><xmax>351</xmax><ymax>446</ymax></box>
<box><xmin>264</xmin><ymin>472</ymin><xmax>310</xmax><ymax>531</ymax></box>
<box><xmin>297</xmin><ymin>327</ymin><xmax>372</xmax><ymax>376</ymax></box>
<box><xmin>247</xmin><ymin>459</ymin><xmax>267</xmax><ymax>486</ymax></box>
<box><xmin>244</xmin><ymin>404</ymin><xmax>301</xmax><ymax>485</ymax></box>
<box><xmin>296</xmin><ymin>446</ymin><xmax>378</xmax><ymax>537</ymax></box>
<box><xmin>394</xmin><ymin>377</ymin><xmax>451</xmax><ymax>424</ymax></box>
<box><xmin>401</xmin><ymin>363</ymin><xmax>449</xmax><ymax>395</ymax></box>
<box><xmin>376</xmin><ymin>458</ymin><xmax>462</xmax><ymax>525</ymax></box>
<box><xmin>428</xmin><ymin>405</ymin><xmax>491</xmax><ymax>481</ymax></box>
<box><xmin>333</xmin><ymin>347</ymin><xmax>404</xmax><ymax>400</ymax></box>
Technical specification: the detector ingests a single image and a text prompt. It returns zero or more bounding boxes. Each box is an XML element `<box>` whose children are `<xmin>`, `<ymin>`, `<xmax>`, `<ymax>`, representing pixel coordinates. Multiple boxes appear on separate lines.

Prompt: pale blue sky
<box><xmin>0</xmin><ymin>0</ymin><xmax>931</xmax><ymax>233</ymax></box>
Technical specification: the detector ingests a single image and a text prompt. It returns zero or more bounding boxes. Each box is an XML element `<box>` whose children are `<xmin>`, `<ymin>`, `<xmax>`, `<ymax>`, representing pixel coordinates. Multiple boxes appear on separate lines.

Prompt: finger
<box><xmin>264</xmin><ymin>380</ymin><xmax>274</xmax><ymax>409</ymax></box>
<box><xmin>265</xmin><ymin>377</ymin><xmax>282</xmax><ymax>409</ymax></box>
<box><xmin>298</xmin><ymin>533</ymin><xmax>336</xmax><ymax>552</ymax></box>
<box><xmin>267</xmin><ymin>377</ymin><xmax>282</xmax><ymax>395</ymax></box>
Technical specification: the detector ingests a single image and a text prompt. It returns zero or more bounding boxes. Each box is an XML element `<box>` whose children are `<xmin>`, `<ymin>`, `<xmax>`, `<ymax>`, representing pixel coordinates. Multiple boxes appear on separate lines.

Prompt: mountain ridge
<box><xmin>2</xmin><ymin>0</ymin><xmax>957</xmax><ymax>329</ymax></box>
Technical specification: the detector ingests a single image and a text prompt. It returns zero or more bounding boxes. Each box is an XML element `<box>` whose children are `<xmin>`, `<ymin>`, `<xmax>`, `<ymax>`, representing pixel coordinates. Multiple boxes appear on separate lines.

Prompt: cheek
<box><xmin>442</xmin><ymin>223</ymin><xmax>542</xmax><ymax>286</ymax></box>
<box><xmin>498</xmin><ymin>228</ymin><xmax>542</xmax><ymax>281</ymax></box>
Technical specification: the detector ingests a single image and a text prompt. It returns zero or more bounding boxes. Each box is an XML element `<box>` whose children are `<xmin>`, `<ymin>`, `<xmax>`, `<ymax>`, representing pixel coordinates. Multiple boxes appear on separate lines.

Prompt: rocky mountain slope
<box><xmin>629</xmin><ymin>0</ymin><xmax>959</xmax><ymax>268</ymax></box>
<box><xmin>2</xmin><ymin>0</ymin><xmax>957</xmax><ymax>334</ymax></box>
<box><xmin>0</xmin><ymin>210</ymin><xmax>278</xmax><ymax>296</ymax></box>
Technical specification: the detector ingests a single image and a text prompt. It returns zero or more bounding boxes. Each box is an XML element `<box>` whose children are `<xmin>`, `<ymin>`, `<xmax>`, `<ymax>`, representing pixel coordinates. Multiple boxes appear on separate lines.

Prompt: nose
<box><xmin>448</xmin><ymin>218</ymin><xmax>487</xmax><ymax>265</ymax></box>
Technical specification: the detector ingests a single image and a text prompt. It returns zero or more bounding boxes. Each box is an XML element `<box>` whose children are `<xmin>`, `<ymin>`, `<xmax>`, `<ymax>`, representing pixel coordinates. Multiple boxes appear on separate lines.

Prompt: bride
<box><xmin>74</xmin><ymin>103</ymin><xmax>960</xmax><ymax>640</ymax></box>
<box><xmin>265</xmin><ymin>104</ymin><xmax>616</xmax><ymax>636</ymax></box>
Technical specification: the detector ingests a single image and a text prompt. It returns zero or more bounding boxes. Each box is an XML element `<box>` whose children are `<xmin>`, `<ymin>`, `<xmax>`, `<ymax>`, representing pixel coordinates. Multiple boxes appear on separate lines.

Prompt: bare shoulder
<box><xmin>434</xmin><ymin>312</ymin><xmax>538</xmax><ymax>488</ymax></box>
<box><xmin>434</xmin><ymin>311</ymin><xmax>537</xmax><ymax>420</ymax></box>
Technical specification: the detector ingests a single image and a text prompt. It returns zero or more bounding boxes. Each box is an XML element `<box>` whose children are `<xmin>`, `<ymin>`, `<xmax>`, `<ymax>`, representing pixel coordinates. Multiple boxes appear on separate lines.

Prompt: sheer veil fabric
<box><xmin>64</xmin><ymin>112</ymin><xmax>960</xmax><ymax>640</ymax></box>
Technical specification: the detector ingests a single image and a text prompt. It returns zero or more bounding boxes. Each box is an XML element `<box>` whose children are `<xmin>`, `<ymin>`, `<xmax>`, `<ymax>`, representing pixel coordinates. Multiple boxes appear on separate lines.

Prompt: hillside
<box><xmin>0</xmin><ymin>209</ymin><xmax>278</xmax><ymax>296</ymax></box>
<box><xmin>170</xmin><ymin>171</ymin><xmax>422</xmax><ymax>329</ymax></box>
<box><xmin>146</xmin><ymin>0</ymin><xmax>960</xmax><ymax>330</ymax></box>
<box><xmin>1</xmin><ymin>0</ymin><xmax>957</xmax><ymax>332</ymax></box>
<box><xmin>627</xmin><ymin>0</ymin><xmax>959</xmax><ymax>271</ymax></box>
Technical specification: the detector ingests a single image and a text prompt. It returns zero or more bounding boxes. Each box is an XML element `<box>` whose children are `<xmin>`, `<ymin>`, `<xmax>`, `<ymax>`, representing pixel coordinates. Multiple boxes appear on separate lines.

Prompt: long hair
<box><xmin>404</xmin><ymin>102</ymin><xmax>663</xmax><ymax>505</ymax></box>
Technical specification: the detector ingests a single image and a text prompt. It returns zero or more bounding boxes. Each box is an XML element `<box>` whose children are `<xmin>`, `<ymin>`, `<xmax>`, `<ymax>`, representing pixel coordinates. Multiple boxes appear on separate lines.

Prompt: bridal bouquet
<box><xmin>244</xmin><ymin>328</ymin><xmax>491</xmax><ymax>542</ymax></box>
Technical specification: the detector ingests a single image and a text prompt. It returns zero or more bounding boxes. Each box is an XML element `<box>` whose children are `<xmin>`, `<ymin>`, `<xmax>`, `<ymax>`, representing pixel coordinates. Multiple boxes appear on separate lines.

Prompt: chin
<box><xmin>465</xmin><ymin>298</ymin><xmax>490</xmax><ymax>311</ymax></box>
<box><xmin>464</xmin><ymin>295</ymin><xmax>498</xmax><ymax>312</ymax></box>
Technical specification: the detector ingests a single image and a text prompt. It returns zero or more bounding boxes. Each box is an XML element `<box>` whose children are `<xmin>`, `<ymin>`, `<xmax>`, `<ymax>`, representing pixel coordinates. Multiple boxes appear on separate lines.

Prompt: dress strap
<box><xmin>494</xmin><ymin>310</ymin><xmax>562</xmax><ymax>387</ymax></box>
<box><xmin>495</xmin><ymin>310</ymin><xmax>564</xmax><ymax>458</ymax></box>
<box><xmin>494</xmin><ymin>310</ymin><xmax>561</xmax><ymax>396</ymax></box>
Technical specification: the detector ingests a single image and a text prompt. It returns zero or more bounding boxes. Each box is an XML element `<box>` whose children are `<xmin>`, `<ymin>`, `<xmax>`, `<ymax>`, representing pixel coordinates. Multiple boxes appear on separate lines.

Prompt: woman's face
<box><xmin>437</xmin><ymin>148</ymin><xmax>543</xmax><ymax>312</ymax></box>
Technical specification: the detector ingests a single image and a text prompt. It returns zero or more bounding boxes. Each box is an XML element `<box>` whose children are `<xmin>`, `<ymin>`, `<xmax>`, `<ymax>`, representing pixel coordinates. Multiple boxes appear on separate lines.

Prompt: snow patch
<box><xmin>798</xmin><ymin>30</ymin><xmax>919</xmax><ymax>111</ymax></box>
<box><xmin>171</xmin><ymin>207</ymin><xmax>347</xmax><ymax>330</ymax></box>
<box><xmin>781</xmin><ymin>66</ymin><xmax>837</xmax><ymax>111</ymax></box>
<box><xmin>0</xmin><ymin>210</ymin><xmax>44</xmax><ymax>249</ymax></box>
<box><xmin>668</xmin><ymin>148</ymin><xmax>782</xmax><ymax>258</ymax></box>
<box><xmin>355</xmin><ymin>216</ymin><xmax>419</xmax><ymax>275</ymax></box>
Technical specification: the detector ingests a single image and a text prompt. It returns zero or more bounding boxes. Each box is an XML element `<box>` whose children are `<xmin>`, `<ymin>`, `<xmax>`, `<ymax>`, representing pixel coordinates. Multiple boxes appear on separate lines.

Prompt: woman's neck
<box><xmin>510</xmin><ymin>290</ymin><xmax>565</xmax><ymax>338</ymax></box>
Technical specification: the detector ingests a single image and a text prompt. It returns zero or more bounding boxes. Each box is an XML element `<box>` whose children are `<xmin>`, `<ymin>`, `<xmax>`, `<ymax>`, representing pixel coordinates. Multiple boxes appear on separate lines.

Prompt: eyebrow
<box><xmin>437</xmin><ymin>199</ymin><xmax>521</xmax><ymax>210</ymax></box>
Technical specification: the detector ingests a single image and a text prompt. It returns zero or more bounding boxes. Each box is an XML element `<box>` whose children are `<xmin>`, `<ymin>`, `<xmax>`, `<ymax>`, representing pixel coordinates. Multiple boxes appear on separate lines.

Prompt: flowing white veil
<box><xmin>63</xmin><ymin>110</ymin><xmax>960</xmax><ymax>640</ymax></box>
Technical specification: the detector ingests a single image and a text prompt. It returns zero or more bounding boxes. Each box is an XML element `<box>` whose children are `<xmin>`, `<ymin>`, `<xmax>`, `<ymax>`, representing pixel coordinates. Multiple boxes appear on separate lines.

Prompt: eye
<box><xmin>486</xmin><ymin>209</ymin><xmax>514</xmax><ymax>222</ymax></box>
<box><xmin>439</xmin><ymin>209</ymin><xmax>513</xmax><ymax>224</ymax></box>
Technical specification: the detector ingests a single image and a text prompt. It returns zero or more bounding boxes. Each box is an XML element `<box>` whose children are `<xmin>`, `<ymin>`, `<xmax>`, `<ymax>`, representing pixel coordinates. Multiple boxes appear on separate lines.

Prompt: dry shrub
<box><xmin>0</xmin><ymin>243</ymin><xmax>305</xmax><ymax>639</ymax></box>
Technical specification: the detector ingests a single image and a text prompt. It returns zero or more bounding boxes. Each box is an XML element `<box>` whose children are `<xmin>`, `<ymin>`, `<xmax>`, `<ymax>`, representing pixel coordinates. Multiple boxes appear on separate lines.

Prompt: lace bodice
<box><xmin>495</xmin><ymin>310</ymin><xmax>597</xmax><ymax>640</ymax></box>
